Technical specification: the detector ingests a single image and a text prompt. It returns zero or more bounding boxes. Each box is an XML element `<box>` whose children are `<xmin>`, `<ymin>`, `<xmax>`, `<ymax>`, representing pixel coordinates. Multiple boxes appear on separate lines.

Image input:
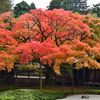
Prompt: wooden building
<box><xmin>1</xmin><ymin>62</ymin><xmax>100</xmax><ymax>87</ymax></box>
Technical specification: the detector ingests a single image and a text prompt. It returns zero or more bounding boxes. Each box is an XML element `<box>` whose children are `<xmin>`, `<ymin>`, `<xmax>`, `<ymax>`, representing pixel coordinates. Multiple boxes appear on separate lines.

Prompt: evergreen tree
<box><xmin>47</xmin><ymin>0</ymin><xmax>62</xmax><ymax>10</ymax></box>
<box><xmin>14</xmin><ymin>1</ymin><xmax>36</xmax><ymax>18</ymax></box>
<box><xmin>30</xmin><ymin>2</ymin><xmax>36</xmax><ymax>10</ymax></box>
<box><xmin>61</xmin><ymin>0</ymin><xmax>74</xmax><ymax>11</ymax></box>
<box><xmin>76</xmin><ymin>0</ymin><xmax>89</xmax><ymax>14</ymax></box>
<box><xmin>61</xmin><ymin>0</ymin><xmax>89</xmax><ymax>14</ymax></box>
<box><xmin>0</xmin><ymin>0</ymin><xmax>13</xmax><ymax>14</ymax></box>
<box><xmin>48</xmin><ymin>0</ymin><xmax>89</xmax><ymax>14</ymax></box>
<box><xmin>91</xmin><ymin>3</ymin><xmax>100</xmax><ymax>17</ymax></box>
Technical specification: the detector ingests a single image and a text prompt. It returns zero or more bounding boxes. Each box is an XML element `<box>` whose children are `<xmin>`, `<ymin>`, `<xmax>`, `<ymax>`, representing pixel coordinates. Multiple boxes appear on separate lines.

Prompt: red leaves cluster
<box><xmin>0</xmin><ymin>28</ymin><xmax>17</xmax><ymax>46</ymax></box>
<box><xmin>13</xmin><ymin>42</ymin><xmax>56</xmax><ymax>66</ymax></box>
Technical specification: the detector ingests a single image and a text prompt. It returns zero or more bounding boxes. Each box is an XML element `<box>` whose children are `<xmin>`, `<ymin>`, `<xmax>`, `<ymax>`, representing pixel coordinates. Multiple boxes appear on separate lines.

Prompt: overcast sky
<box><xmin>13</xmin><ymin>0</ymin><xmax>100</xmax><ymax>9</ymax></box>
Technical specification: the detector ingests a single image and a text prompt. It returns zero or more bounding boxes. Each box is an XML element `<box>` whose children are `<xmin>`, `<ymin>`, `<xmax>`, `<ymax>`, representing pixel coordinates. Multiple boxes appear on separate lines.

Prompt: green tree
<box><xmin>61</xmin><ymin>0</ymin><xmax>89</xmax><ymax>14</ymax></box>
<box><xmin>30</xmin><ymin>2</ymin><xmax>36</xmax><ymax>10</ymax></box>
<box><xmin>0</xmin><ymin>0</ymin><xmax>13</xmax><ymax>14</ymax></box>
<box><xmin>14</xmin><ymin>1</ymin><xmax>36</xmax><ymax>18</ymax></box>
<box><xmin>14</xmin><ymin>1</ymin><xmax>30</xmax><ymax>18</ymax></box>
<box><xmin>48</xmin><ymin>0</ymin><xmax>89</xmax><ymax>14</ymax></box>
<box><xmin>91</xmin><ymin>3</ymin><xmax>100</xmax><ymax>18</ymax></box>
<box><xmin>47</xmin><ymin>0</ymin><xmax>62</xmax><ymax>10</ymax></box>
<box><xmin>60</xmin><ymin>0</ymin><xmax>73</xmax><ymax>11</ymax></box>
<box><xmin>77</xmin><ymin>0</ymin><xmax>89</xmax><ymax>14</ymax></box>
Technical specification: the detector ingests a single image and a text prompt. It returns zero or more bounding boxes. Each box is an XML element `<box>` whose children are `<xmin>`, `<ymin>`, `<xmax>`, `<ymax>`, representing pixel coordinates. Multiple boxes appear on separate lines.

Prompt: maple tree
<box><xmin>79</xmin><ymin>13</ymin><xmax>100</xmax><ymax>60</ymax></box>
<box><xmin>12</xmin><ymin>9</ymin><xmax>100</xmax><ymax>85</ymax></box>
<box><xmin>0</xmin><ymin>27</ymin><xmax>17</xmax><ymax>72</ymax></box>
<box><xmin>0</xmin><ymin>12</ymin><xmax>18</xmax><ymax>72</ymax></box>
<box><xmin>0</xmin><ymin>9</ymin><xmax>100</xmax><ymax>86</ymax></box>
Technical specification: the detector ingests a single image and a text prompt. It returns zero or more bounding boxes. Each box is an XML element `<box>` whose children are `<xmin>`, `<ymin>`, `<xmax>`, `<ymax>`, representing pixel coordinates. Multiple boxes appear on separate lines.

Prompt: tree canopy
<box><xmin>0</xmin><ymin>9</ymin><xmax>100</xmax><ymax>83</ymax></box>
<box><xmin>0</xmin><ymin>0</ymin><xmax>13</xmax><ymax>14</ymax></box>
<box><xmin>14</xmin><ymin>1</ymin><xmax>36</xmax><ymax>18</ymax></box>
<box><xmin>47</xmin><ymin>0</ymin><xmax>89</xmax><ymax>14</ymax></box>
<box><xmin>30</xmin><ymin>2</ymin><xmax>36</xmax><ymax>10</ymax></box>
<box><xmin>91</xmin><ymin>3</ymin><xmax>100</xmax><ymax>18</ymax></box>
<box><xmin>47</xmin><ymin>0</ymin><xmax>62</xmax><ymax>10</ymax></box>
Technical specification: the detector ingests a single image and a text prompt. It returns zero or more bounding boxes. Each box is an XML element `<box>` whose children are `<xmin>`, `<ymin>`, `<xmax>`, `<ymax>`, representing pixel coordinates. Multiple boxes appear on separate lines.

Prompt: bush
<box><xmin>0</xmin><ymin>89</ymin><xmax>65</xmax><ymax>100</ymax></box>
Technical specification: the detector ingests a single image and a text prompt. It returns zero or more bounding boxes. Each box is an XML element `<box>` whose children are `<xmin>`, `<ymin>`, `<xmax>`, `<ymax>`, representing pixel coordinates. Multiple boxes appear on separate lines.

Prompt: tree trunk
<box><xmin>72</xmin><ymin>66</ymin><xmax>74</xmax><ymax>94</ymax></box>
<box><xmin>62</xmin><ymin>68</ymin><xmax>64</xmax><ymax>94</ymax></box>
<box><xmin>40</xmin><ymin>63</ymin><xmax>42</xmax><ymax>90</ymax></box>
<box><xmin>45</xmin><ymin>65</ymin><xmax>53</xmax><ymax>85</ymax></box>
<box><xmin>83</xmin><ymin>67</ymin><xmax>85</xmax><ymax>92</ymax></box>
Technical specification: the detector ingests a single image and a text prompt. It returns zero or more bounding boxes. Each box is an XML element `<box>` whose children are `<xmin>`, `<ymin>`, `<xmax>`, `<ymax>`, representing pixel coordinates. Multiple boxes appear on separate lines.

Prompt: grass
<box><xmin>0</xmin><ymin>89</ymin><xmax>65</xmax><ymax>100</ymax></box>
<box><xmin>42</xmin><ymin>85</ymin><xmax>100</xmax><ymax>95</ymax></box>
<box><xmin>0</xmin><ymin>85</ymin><xmax>20</xmax><ymax>92</ymax></box>
<box><xmin>0</xmin><ymin>85</ymin><xmax>100</xmax><ymax>100</ymax></box>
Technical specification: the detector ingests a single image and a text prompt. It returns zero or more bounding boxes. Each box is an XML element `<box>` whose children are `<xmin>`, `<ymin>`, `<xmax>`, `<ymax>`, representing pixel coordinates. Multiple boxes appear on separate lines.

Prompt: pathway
<box><xmin>57</xmin><ymin>94</ymin><xmax>100</xmax><ymax>100</ymax></box>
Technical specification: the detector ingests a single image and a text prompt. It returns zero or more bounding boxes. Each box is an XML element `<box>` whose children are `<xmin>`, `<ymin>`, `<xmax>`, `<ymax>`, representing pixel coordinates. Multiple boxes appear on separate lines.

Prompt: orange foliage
<box><xmin>0</xmin><ymin>51</ymin><xmax>15</xmax><ymax>72</ymax></box>
<box><xmin>0</xmin><ymin>9</ymin><xmax>100</xmax><ymax>75</ymax></box>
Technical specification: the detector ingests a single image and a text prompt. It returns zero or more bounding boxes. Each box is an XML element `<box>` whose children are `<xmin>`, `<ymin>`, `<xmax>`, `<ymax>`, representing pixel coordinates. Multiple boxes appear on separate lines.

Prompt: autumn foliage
<box><xmin>0</xmin><ymin>9</ymin><xmax>100</xmax><ymax>75</ymax></box>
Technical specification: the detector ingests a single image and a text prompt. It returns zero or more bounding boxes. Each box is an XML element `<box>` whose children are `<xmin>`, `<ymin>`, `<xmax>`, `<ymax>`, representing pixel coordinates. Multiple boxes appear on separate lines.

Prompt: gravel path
<box><xmin>58</xmin><ymin>94</ymin><xmax>100</xmax><ymax>100</ymax></box>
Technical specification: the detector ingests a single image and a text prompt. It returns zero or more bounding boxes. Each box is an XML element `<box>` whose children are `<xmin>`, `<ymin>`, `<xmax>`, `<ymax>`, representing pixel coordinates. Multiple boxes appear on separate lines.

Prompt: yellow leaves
<box><xmin>53</xmin><ymin>65</ymin><xmax>61</xmax><ymax>75</ymax></box>
<box><xmin>53</xmin><ymin>59</ymin><xmax>61</xmax><ymax>75</ymax></box>
<box><xmin>82</xmin><ymin>14</ymin><xmax>100</xmax><ymax>45</ymax></box>
<box><xmin>0</xmin><ymin>18</ymin><xmax>3</xmax><ymax>22</ymax></box>
<box><xmin>0</xmin><ymin>52</ymin><xmax>15</xmax><ymax>72</ymax></box>
<box><xmin>75</xmin><ymin>56</ymin><xmax>100</xmax><ymax>70</ymax></box>
<box><xmin>84</xmin><ymin>62</ymin><xmax>89</xmax><ymax>67</ymax></box>
<box><xmin>0</xmin><ymin>62</ymin><xmax>5</xmax><ymax>71</ymax></box>
<box><xmin>72</xmin><ymin>40</ymin><xmax>92</xmax><ymax>55</ymax></box>
<box><xmin>65</xmin><ymin>57</ymin><xmax>77</xmax><ymax>65</ymax></box>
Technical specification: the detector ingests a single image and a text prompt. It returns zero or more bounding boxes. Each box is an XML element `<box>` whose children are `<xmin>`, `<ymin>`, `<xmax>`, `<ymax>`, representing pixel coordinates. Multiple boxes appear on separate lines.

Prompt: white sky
<box><xmin>13</xmin><ymin>0</ymin><xmax>100</xmax><ymax>9</ymax></box>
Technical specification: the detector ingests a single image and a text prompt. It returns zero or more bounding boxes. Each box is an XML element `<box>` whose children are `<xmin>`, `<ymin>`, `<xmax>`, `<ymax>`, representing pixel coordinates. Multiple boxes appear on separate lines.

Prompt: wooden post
<box><xmin>62</xmin><ymin>68</ymin><xmax>64</xmax><ymax>94</ymax></box>
<box><xmin>28</xmin><ymin>71</ymin><xmax>29</xmax><ymax>79</ymax></box>
<box><xmin>4</xmin><ymin>70</ymin><xmax>6</xmax><ymax>90</ymax></box>
<box><xmin>72</xmin><ymin>65</ymin><xmax>74</xmax><ymax>94</ymax></box>
<box><xmin>93</xmin><ymin>69</ymin><xmax>95</xmax><ymax>87</ymax></box>
<box><xmin>15</xmin><ymin>63</ymin><xmax>18</xmax><ymax>85</ymax></box>
<box><xmin>83</xmin><ymin>67</ymin><xmax>85</xmax><ymax>92</ymax></box>
<box><xmin>88</xmin><ymin>69</ymin><xmax>90</xmax><ymax>89</ymax></box>
<box><xmin>40</xmin><ymin>63</ymin><xmax>42</xmax><ymax>90</ymax></box>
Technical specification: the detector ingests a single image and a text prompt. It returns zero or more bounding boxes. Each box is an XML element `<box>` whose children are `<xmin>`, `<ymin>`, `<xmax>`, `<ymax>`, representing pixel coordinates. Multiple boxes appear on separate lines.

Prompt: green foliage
<box><xmin>47</xmin><ymin>0</ymin><xmax>62</xmax><ymax>10</ymax></box>
<box><xmin>74</xmin><ymin>89</ymin><xmax>100</xmax><ymax>95</ymax></box>
<box><xmin>60</xmin><ymin>0</ymin><xmax>74</xmax><ymax>11</ymax></box>
<box><xmin>87</xmin><ymin>13</ymin><xmax>98</xmax><ymax>18</ymax></box>
<box><xmin>30</xmin><ymin>2</ymin><xmax>36</xmax><ymax>10</ymax></box>
<box><xmin>14</xmin><ymin>1</ymin><xmax>36</xmax><ymax>18</ymax></box>
<box><xmin>61</xmin><ymin>64</ymin><xmax>73</xmax><ymax>78</ymax></box>
<box><xmin>0</xmin><ymin>89</ymin><xmax>65</xmax><ymax>100</ymax></box>
<box><xmin>0</xmin><ymin>0</ymin><xmax>13</xmax><ymax>14</ymax></box>
<box><xmin>47</xmin><ymin>0</ymin><xmax>89</xmax><ymax>14</ymax></box>
<box><xmin>64</xmin><ymin>65</ymin><xmax>73</xmax><ymax>78</ymax></box>
<box><xmin>14</xmin><ymin>1</ymin><xmax>30</xmax><ymax>18</ymax></box>
<box><xmin>0</xmin><ymin>86</ymin><xmax>100</xmax><ymax>100</ymax></box>
<box><xmin>91</xmin><ymin>3</ymin><xmax>100</xmax><ymax>17</ymax></box>
<box><xmin>17</xmin><ymin>64</ymin><xmax>40</xmax><ymax>72</ymax></box>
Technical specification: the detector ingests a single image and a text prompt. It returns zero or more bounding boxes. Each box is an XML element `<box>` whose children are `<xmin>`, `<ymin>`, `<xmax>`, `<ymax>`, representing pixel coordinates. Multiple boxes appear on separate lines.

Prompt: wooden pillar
<box><xmin>88</xmin><ymin>69</ymin><xmax>90</xmax><ymax>89</ymax></box>
<box><xmin>4</xmin><ymin>70</ymin><xmax>7</xmax><ymax>90</ymax></box>
<box><xmin>40</xmin><ymin>63</ymin><xmax>42</xmax><ymax>90</ymax></box>
<box><xmin>93</xmin><ymin>69</ymin><xmax>95</xmax><ymax>87</ymax></box>
<box><xmin>72</xmin><ymin>65</ymin><xmax>74</xmax><ymax>94</ymax></box>
<box><xmin>62</xmin><ymin>68</ymin><xmax>64</xmax><ymax>94</ymax></box>
<box><xmin>83</xmin><ymin>67</ymin><xmax>85</xmax><ymax>92</ymax></box>
<box><xmin>28</xmin><ymin>71</ymin><xmax>29</xmax><ymax>79</ymax></box>
<box><xmin>15</xmin><ymin>63</ymin><xmax>18</xmax><ymax>85</ymax></box>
